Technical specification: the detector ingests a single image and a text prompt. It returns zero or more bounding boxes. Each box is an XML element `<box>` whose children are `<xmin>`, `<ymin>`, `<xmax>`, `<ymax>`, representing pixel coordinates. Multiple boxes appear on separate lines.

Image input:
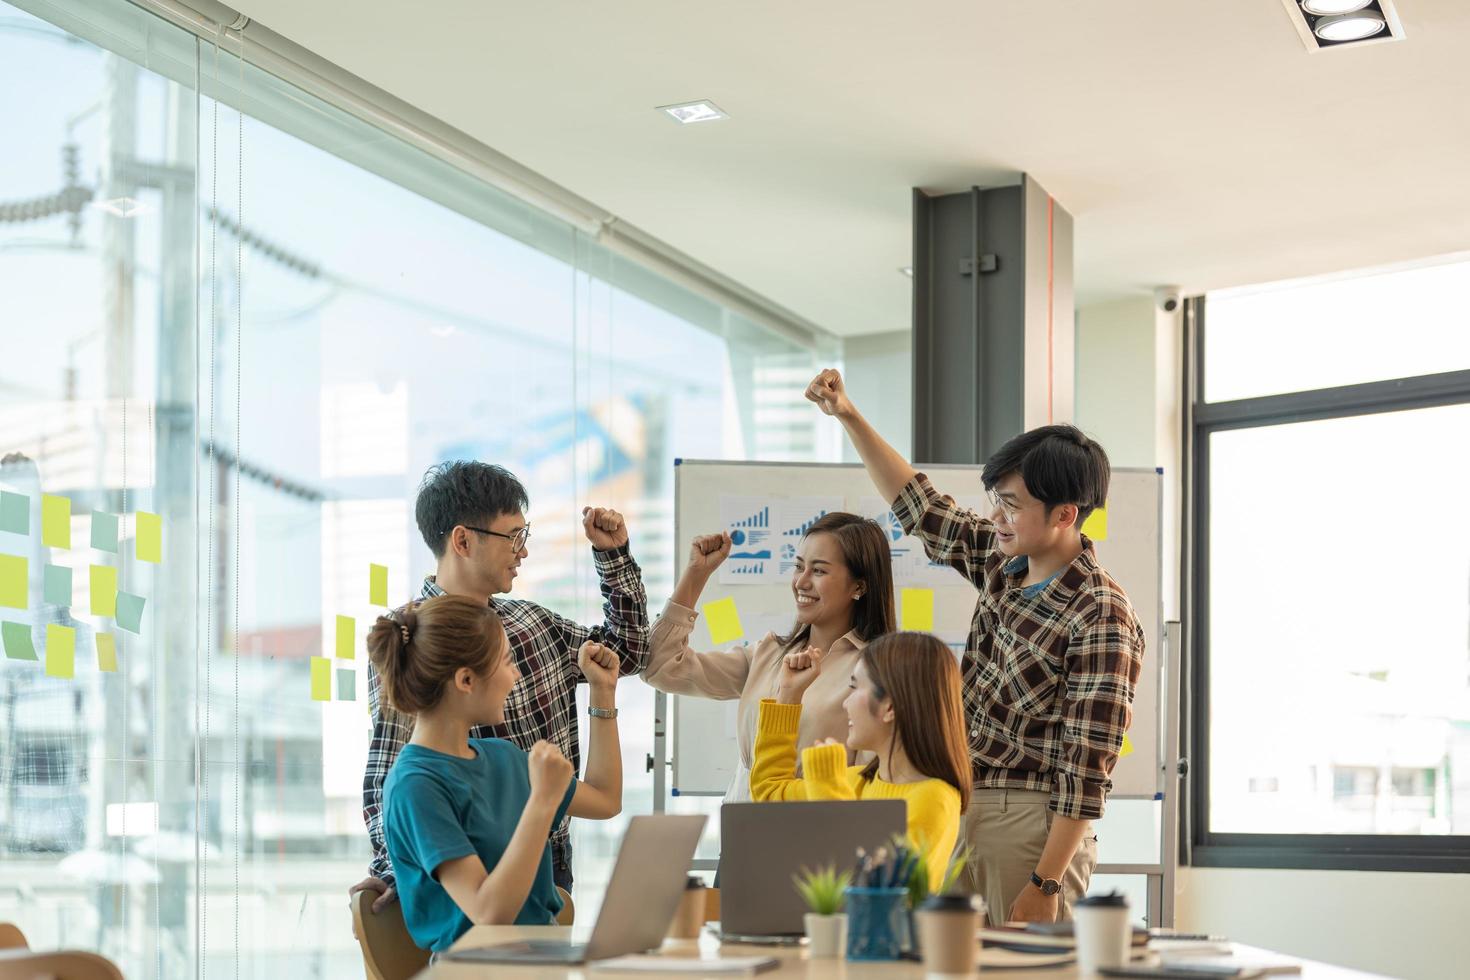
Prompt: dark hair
<box><xmin>779</xmin><ymin>512</ymin><xmax>896</xmax><ymax>652</ymax></box>
<box><xmin>366</xmin><ymin>594</ymin><xmax>507</xmax><ymax>715</ymax></box>
<box><xmin>857</xmin><ymin>632</ymin><xmax>971</xmax><ymax>810</ymax></box>
<box><xmin>415</xmin><ymin>461</ymin><xmax>530</xmax><ymax>558</ymax></box>
<box><xmin>981</xmin><ymin>424</ymin><xmax>1110</xmax><ymax>528</ymax></box>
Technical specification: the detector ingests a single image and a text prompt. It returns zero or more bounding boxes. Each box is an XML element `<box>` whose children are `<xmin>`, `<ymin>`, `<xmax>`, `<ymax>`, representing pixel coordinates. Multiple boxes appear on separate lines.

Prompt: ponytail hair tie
<box><xmin>399</xmin><ymin>623</ymin><xmax>411</xmax><ymax>646</ymax></box>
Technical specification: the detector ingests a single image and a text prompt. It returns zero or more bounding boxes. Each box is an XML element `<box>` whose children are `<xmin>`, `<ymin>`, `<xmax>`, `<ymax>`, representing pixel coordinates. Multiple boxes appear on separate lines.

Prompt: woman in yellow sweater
<box><xmin>750</xmin><ymin>631</ymin><xmax>970</xmax><ymax>889</ymax></box>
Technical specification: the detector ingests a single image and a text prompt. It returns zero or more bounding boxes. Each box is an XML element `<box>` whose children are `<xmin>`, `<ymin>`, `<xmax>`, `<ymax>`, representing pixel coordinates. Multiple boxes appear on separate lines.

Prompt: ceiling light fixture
<box><xmin>1313</xmin><ymin>10</ymin><xmax>1386</xmax><ymax>40</ymax></box>
<box><xmin>1300</xmin><ymin>0</ymin><xmax>1370</xmax><ymax>14</ymax></box>
<box><xmin>1281</xmin><ymin>0</ymin><xmax>1402</xmax><ymax>51</ymax></box>
<box><xmin>659</xmin><ymin>101</ymin><xmax>728</xmax><ymax>125</ymax></box>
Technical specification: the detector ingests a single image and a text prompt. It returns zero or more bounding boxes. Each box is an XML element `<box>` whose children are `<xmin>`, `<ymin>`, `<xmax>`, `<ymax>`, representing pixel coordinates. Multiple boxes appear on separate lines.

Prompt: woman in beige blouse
<box><xmin>643</xmin><ymin>512</ymin><xmax>896</xmax><ymax>802</ymax></box>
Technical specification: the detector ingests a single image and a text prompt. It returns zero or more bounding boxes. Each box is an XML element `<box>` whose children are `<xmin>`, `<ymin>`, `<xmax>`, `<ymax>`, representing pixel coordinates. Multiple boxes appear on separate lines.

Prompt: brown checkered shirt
<box><xmin>892</xmin><ymin>474</ymin><xmax>1143</xmax><ymax>820</ymax></box>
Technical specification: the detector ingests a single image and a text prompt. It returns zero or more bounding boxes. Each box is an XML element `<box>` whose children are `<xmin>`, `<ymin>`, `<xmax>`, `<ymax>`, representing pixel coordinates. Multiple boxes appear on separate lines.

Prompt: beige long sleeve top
<box><xmin>643</xmin><ymin>599</ymin><xmax>868</xmax><ymax>802</ymax></box>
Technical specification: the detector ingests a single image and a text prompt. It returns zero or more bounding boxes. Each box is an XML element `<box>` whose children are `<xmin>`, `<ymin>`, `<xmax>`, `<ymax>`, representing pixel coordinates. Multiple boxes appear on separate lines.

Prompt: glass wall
<box><xmin>0</xmin><ymin>0</ymin><xmax>837</xmax><ymax>975</ymax></box>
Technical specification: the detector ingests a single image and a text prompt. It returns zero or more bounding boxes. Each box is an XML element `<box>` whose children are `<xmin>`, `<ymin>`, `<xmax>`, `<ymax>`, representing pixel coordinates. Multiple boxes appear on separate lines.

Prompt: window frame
<box><xmin>1186</xmin><ymin>293</ymin><xmax>1470</xmax><ymax>873</ymax></box>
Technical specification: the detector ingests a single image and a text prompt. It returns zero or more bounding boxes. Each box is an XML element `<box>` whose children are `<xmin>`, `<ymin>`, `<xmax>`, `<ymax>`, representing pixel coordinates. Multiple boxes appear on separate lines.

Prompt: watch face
<box><xmin>1042</xmin><ymin>879</ymin><xmax>1061</xmax><ymax>896</ymax></box>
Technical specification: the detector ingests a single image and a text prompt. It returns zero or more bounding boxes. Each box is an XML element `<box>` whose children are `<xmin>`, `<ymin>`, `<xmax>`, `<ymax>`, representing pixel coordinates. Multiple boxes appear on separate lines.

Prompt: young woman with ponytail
<box><xmin>367</xmin><ymin>594</ymin><xmax>623</xmax><ymax>953</ymax></box>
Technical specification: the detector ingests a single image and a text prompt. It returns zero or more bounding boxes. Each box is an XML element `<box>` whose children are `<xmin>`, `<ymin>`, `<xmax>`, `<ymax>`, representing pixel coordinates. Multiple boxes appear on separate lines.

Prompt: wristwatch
<box><xmin>587</xmin><ymin>706</ymin><xmax>618</xmax><ymax>719</ymax></box>
<box><xmin>1029</xmin><ymin>871</ymin><xmax>1062</xmax><ymax>896</ymax></box>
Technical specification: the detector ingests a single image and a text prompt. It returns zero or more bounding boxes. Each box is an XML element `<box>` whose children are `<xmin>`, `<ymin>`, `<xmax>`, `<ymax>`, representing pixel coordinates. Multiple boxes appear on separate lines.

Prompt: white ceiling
<box><xmin>231</xmin><ymin>0</ymin><xmax>1470</xmax><ymax>338</ymax></box>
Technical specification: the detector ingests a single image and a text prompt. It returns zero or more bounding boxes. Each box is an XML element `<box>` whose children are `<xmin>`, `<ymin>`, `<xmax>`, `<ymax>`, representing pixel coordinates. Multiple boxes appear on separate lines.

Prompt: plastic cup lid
<box><xmin>918</xmin><ymin>892</ymin><xmax>983</xmax><ymax>913</ymax></box>
<box><xmin>1075</xmin><ymin>890</ymin><xmax>1129</xmax><ymax>908</ymax></box>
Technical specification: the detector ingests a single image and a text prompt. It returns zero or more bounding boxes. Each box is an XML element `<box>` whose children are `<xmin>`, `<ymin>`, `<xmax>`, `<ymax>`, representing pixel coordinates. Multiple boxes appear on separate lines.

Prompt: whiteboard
<box><xmin>669</xmin><ymin>460</ymin><xmax>1162</xmax><ymax>800</ymax></box>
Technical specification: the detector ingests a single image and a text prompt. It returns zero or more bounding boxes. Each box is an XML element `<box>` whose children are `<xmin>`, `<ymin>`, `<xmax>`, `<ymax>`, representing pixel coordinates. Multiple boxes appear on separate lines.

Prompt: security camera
<box><xmin>1154</xmin><ymin>286</ymin><xmax>1182</xmax><ymax>314</ymax></box>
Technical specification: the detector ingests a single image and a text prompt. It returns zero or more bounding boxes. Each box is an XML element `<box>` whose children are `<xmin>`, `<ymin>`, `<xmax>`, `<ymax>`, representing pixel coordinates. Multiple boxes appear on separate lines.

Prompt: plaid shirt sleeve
<box><xmin>363</xmin><ymin>660</ymin><xmax>412</xmax><ymax>885</ymax></box>
<box><xmin>548</xmin><ymin>544</ymin><xmax>651</xmax><ymax>684</ymax></box>
<box><xmin>890</xmin><ymin>473</ymin><xmax>1000</xmax><ymax>587</ymax></box>
<box><xmin>1053</xmin><ymin>593</ymin><xmax>1145</xmax><ymax>820</ymax></box>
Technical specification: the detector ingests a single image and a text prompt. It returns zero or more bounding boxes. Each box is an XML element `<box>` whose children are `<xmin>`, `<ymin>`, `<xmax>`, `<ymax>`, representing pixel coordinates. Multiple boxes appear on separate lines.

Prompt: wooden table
<box><xmin>416</xmin><ymin>925</ymin><xmax>1391</xmax><ymax>979</ymax></box>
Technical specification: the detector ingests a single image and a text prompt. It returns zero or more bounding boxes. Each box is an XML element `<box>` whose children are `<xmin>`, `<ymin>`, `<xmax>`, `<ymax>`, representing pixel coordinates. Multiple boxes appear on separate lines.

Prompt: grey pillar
<box><xmin>912</xmin><ymin>174</ymin><xmax>1074</xmax><ymax>465</ymax></box>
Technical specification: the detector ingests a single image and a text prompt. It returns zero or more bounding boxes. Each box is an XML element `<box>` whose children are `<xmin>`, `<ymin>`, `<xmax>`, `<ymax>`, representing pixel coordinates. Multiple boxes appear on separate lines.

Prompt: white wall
<box><xmin>1175</xmin><ymin>867</ymin><xmax>1469</xmax><ymax>980</ymax></box>
<box><xmin>1075</xmin><ymin>296</ymin><xmax>1464</xmax><ymax>980</ymax></box>
<box><xmin>841</xmin><ymin>329</ymin><xmax>912</xmax><ymax>463</ymax></box>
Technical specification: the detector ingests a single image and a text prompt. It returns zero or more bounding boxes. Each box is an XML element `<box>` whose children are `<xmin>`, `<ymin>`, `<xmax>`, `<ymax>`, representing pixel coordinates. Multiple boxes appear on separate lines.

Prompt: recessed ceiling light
<box><xmin>1313</xmin><ymin>10</ymin><xmax>1386</xmax><ymax>41</ymax></box>
<box><xmin>659</xmin><ymin>101</ymin><xmax>728</xmax><ymax>125</ymax></box>
<box><xmin>1300</xmin><ymin>0</ymin><xmax>1371</xmax><ymax>14</ymax></box>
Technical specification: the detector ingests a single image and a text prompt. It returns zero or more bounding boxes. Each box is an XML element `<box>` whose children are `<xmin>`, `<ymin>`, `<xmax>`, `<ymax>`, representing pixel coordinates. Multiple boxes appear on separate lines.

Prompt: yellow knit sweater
<box><xmin>750</xmin><ymin>699</ymin><xmax>961</xmax><ymax>890</ymax></box>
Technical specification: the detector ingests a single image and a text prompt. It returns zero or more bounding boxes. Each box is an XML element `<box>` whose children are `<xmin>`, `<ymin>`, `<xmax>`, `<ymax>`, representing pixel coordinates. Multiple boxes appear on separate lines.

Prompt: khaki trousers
<box><xmin>957</xmin><ymin>788</ymin><xmax>1098</xmax><ymax>926</ymax></box>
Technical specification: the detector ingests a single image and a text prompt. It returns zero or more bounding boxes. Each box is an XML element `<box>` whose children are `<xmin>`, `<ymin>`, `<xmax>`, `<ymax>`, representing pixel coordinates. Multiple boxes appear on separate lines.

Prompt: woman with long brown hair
<box><xmin>642</xmin><ymin>512</ymin><xmax>896</xmax><ymax>802</ymax></box>
<box><xmin>750</xmin><ymin>631</ymin><xmax>969</xmax><ymax>889</ymax></box>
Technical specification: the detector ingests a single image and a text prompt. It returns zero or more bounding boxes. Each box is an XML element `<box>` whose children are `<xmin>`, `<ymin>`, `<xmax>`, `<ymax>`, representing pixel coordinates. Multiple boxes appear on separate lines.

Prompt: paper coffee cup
<box><xmin>916</xmin><ymin>893</ymin><xmax>984</xmax><ymax>977</ymax></box>
<box><xmin>1073</xmin><ymin>891</ymin><xmax>1131</xmax><ymax>974</ymax></box>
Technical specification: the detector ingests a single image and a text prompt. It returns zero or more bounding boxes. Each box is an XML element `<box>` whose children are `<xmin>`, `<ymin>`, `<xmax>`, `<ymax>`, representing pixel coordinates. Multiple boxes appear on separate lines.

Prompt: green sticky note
<box><xmin>2</xmin><ymin>621</ymin><xmax>38</xmax><ymax>661</ymax></box>
<box><xmin>41</xmin><ymin>495</ymin><xmax>70</xmax><ymax>549</ymax></box>
<box><xmin>136</xmin><ymin>511</ymin><xmax>162</xmax><ymax>563</ymax></box>
<box><xmin>90</xmin><ymin>565</ymin><xmax>118</xmax><ymax>617</ymax></box>
<box><xmin>45</xmin><ymin>623</ymin><xmax>75</xmax><ymax>679</ymax></box>
<box><xmin>702</xmin><ymin>596</ymin><xmax>745</xmax><ymax>646</ymax></box>
<box><xmin>310</xmin><ymin>656</ymin><xmax>332</xmax><ymax>701</ymax></box>
<box><xmin>96</xmin><ymin>631</ymin><xmax>118</xmax><ymax>672</ymax></box>
<box><xmin>0</xmin><ymin>554</ymin><xmax>26</xmax><ymax>610</ymax></box>
<box><xmin>44</xmin><ymin>564</ymin><xmax>72</xmax><ymax>606</ymax></box>
<box><xmin>0</xmin><ymin>491</ymin><xmax>28</xmax><ymax>535</ymax></box>
<box><xmin>900</xmin><ymin>587</ymin><xmax>935</xmax><ymax>632</ymax></box>
<box><xmin>336</xmin><ymin>614</ymin><xmax>355</xmax><ymax>660</ymax></box>
<box><xmin>369</xmin><ymin>563</ymin><xmax>388</xmax><ymax>606</ymax></box>
<box><xmin>91</xmin><ymin>511</ymin><xmax>119</xmax><ymax>553</ymax></box>
<box><xmin>337</xmin><ymin>668</ymin><xmax>356</xmax><ymax>701</ymax></box>
<box><xmin>116</xmin><ymin>591</ymin><xmax>146</xmax><ymax>634</ymax></box>
<box><xmin>1081</xmin><ymin>503</ymin><xmax>1108</xmax><ymax>542</ymax></box>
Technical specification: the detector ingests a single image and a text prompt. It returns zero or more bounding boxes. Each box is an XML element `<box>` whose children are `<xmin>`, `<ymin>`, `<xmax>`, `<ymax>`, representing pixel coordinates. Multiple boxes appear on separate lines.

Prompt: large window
<box><xmin>1190</xmin><ymin>260</ymin><xmax>1470</xmax><ymax>871</ymax></box>
<box><xmin>0</xmin><ymin>0</ymin><xmax>836</xmax><ymax>975</ymax></box>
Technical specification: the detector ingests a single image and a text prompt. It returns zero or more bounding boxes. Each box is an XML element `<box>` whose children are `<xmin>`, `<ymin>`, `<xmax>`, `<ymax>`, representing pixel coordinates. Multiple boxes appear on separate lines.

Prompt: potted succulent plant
<box><xmin>793</xmin><ymin>864</ymin><xmax>852</xmax><ymax>958</ymax></box>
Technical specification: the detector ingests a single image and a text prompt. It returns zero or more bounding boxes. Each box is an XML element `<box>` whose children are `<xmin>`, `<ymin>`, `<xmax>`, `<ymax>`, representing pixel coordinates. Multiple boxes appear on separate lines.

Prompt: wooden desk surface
<box><xmin>416</xmin><ymin>925</ymin><xmax>1391</xmax><ymax>980</ymax></box>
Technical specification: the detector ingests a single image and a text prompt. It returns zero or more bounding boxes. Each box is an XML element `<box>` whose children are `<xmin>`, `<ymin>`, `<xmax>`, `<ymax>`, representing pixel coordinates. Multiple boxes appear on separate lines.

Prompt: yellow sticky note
<box><xmin>900</xmin><ymin>587</ymin><xmax>935</xmax><ymax>632</ymax></box>
<box><xmin>46</xmin><ymin>623</ymin><xmax>76</xmax><ymax>679</ymax></box>
<box><xmin>336</xmin><ymin>615</ymin><xmax>355</xmax><ymax>660</ymax></box>
<box><xmin>1081</xmin><ymin>504</ymin><xmax>1108</xmax><ymax>542</ymax></box>
<box><xmin>0</xmin><ymin>553</ymin><xmax>26</xmax><ymax>609</ymax></box>
<box><xmin>702</xmin><ymin>597</ymin><xmax>744</xmax><ymax>646</ymax></box>
<box><xmin>369</xmin><ymin>563</ymin><xmax>388</xmax><ymax>606</ymax></box>
<box><xmin>136</xmin><ymin>512</ymin><xmax>162</xmax><ymax>563</ymax></box>
<box><xmin>1120</xmin><ymin>733</ymin><xmax>1135</xmax><ymax>758</ymax></box>
<box><xmin>90</xmin><ymin>564</ymin><xmax>118</xmax><ymax>618</ymax></box>
<box><xmin>42</xmin><ymin>495</ymin><xmax>71</xmax><ymax>549</ymax></box>
<box><xmin>310</xmin><ymin>656</ymin><xmax>332</xmax><ymax>701</ymax></box>
<box><xmin>96</xmin><ymin>632</ymin><xmax>118</xmax><ymax>672</ymax></box>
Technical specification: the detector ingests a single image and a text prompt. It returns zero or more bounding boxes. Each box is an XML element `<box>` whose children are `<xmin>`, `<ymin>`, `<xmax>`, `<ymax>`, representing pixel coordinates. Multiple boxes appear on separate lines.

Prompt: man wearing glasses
<box><xmin>352</xmin><ymin>460</ymin><xmax>649</xmax><ymax>913</ymax></box>
<box><xmin>804</xmin><ymin>369</ymin><xmax>1143</xmax><ymax>927</ymax></box>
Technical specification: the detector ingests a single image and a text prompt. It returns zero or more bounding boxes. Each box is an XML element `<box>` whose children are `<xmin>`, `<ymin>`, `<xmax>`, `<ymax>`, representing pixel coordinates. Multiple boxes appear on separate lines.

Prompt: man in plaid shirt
<box><xmin>350</xmin><ymin>461</ymin><xmax>650</xmax><ymax>913</ymax></box>
<box><xmin>805</xmin><ymin>369</ymin><xmax>1143</xmax><ymax>925</ymax></box>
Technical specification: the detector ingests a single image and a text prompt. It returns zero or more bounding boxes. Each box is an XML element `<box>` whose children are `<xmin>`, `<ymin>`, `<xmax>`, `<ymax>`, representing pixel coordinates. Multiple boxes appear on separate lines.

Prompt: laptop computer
<box><xmin>442</xmin><ymin>813</ymin><xmax>707</xmax><ymax>965</ymax></box>
<box><xmin>717</xmin><ymin>800</ymin><xmax>906</xmax><ymax>942</ymax></box>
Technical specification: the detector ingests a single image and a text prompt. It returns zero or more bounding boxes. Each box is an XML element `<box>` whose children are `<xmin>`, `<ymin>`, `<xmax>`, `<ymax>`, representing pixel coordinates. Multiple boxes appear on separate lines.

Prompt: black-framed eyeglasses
<box><xmin>460</xmin><ymin>523</ymin><xmax>531</xmax><ymax>552</ymax></box>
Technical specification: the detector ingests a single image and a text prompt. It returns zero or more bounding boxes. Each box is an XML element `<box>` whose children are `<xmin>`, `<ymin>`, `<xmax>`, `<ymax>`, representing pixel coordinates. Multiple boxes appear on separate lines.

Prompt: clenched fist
<box><xmin>687</xmin><ymin>531</ymin><xmax>732</xmax><ymax>575</ymax></box>
<box><xmin>776</xmin><ymin>645</ymin><xmax>824</xmax><ymax>705</ymax></box>
<box><xmin>804</xmin><ymin>368</ymin><xmax>854</xmax><ymax>419</ymax></box>
<box><xmin>582</xmin><ymin>506</ymin><xmax>629</xmax><ymax>551</ymax></box>
<box><xmin>578</xmin><ymin>640</ymin><xmax>619</xmax><ymax>693</ymax></box>
<box><xmin>527</xmin><ymin>740</ymin><xmax>574</xmax><ymax>807</ymax></box>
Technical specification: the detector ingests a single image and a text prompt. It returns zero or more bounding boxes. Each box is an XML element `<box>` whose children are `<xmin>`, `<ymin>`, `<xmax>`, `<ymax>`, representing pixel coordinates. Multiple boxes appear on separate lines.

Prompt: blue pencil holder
<box><xmin>844</xmin><ymin>886</ymin><xmax>911</xmax><ymax>961</ymax></box>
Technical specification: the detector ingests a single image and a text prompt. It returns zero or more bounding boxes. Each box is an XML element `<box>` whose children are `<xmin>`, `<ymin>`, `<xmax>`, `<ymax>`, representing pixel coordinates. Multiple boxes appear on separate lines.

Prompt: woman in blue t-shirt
<box><xmin>366</xmin><ymin>594</ymin><xmax>623</xmax><ymax>953</ymax></box>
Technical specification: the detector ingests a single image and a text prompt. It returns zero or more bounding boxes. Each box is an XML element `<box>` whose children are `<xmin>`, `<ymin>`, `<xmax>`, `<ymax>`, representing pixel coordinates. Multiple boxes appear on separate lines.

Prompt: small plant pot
<box><xmin>804</xmin><ymin>912</ymin><xmax>848</xmax><ymax>958</ymax></box>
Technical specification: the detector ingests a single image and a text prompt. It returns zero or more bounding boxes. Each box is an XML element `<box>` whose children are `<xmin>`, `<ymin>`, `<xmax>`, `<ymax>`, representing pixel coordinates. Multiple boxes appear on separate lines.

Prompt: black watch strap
<box><xmin>1029</xmin><ymin>871</ymin><xmax>1062</xmax><ymax>896</ymax></box>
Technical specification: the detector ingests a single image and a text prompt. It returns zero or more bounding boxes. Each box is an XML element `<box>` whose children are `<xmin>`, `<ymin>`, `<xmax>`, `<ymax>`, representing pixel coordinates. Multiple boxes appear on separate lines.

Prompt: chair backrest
<box><xmin>351</xmin><ymin>890</ymin><xmax>429</xmax><ymax>980</ymax></box>
<box><xmin>0</xmin><ymin>949</ymin><xmax>124</xmax><ymax>980</ymax></box>
<box><xmin>0</xmin><ymin>924</ymin><xmax>26</xmax><ymax>951</ymax></box>
<box><xmin>704</xmin><ymin>887</ymin><xmax>721</xmax><ymax>923</ymax></box>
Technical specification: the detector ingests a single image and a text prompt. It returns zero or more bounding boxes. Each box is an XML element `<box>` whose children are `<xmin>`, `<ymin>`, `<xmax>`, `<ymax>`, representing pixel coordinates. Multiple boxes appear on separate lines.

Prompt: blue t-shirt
<box><xmin>383</xmin><ymin>737</ymin><xmax>578</xmax><ymax>953</ymax></box>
